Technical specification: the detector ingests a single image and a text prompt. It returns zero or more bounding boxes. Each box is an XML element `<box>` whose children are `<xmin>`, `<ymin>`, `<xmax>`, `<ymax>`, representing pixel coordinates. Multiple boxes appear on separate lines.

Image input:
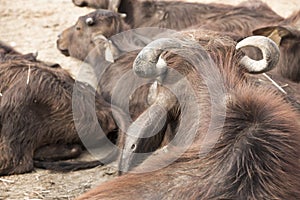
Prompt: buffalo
<box><xmin>0</xmin><ymin>58</ymin><xmax>126</xmax><ymax>175</ymax></box>
<box><xmin>76</xmin><ymin>32</ymin><xmax>300</xmax><ymax>200</ymax></box>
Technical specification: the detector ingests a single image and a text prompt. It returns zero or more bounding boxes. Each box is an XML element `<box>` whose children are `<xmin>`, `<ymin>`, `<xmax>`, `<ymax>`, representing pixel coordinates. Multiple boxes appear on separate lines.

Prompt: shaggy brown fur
<box><xmin>72</xmin><ymin>0</ymin><xmax>284</xmax><ymax>30</ymax></box>
<box><xmin>76</xmin><ymin>33</ymin><xmax>300</xmax><ymax>200</ymax></box>
<box><xmin>71</xmin><ymin>0</ymin><xmax>233</xmax><ymax>28</ymax></box>
<box><xmin>195</xmin><ymin>1</ymin><xmax>283</xmax><ymax>37</ymax></box>
<box><xmin>0</xmin><ymin>59</ymin><xmax>125</xmax><ymax>175</ymax></box>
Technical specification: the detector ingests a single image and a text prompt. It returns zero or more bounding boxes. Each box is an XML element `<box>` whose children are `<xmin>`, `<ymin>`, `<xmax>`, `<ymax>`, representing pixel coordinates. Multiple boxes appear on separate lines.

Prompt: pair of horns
<box><xmin>133</xmin><ymin>36</ymin><xmax>280</xmax><ymax>80</ymax></box>
<box><xmin>121</xmin><ymin>35</ymin><xmax>280</xmax><ymax>173</ymax></box>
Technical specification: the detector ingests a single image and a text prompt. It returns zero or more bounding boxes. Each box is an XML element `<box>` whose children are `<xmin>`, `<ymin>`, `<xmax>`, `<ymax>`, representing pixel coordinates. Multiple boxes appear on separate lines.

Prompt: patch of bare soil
<box><xmin>0</xmin><ymin>0</ymin><xmax>299</xmax><ymax>199</ymax></box>
<box><xmin>0</xmin><ymin>166</ymin><xmax>117</xmax><ymax>200</ymax></box>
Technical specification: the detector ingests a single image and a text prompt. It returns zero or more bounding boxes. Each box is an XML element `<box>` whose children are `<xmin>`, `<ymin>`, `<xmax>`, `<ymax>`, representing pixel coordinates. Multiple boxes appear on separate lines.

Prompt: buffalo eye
<box><xmin>85</xmin><ymin>17</ymin><xmax>94</xmax><ymax>26</ymax></box>
<box><xmin>76</xmin><ymin>26</ymin><xmax>81</xmax><ymax>31</ymax></box>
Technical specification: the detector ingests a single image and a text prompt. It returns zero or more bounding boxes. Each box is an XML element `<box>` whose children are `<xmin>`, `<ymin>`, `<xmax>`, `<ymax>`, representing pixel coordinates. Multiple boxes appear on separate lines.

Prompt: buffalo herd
<box><xmin>1</xmin><ymin>0</ymin><xmax>300</xmax><ymax>199</ymax></box>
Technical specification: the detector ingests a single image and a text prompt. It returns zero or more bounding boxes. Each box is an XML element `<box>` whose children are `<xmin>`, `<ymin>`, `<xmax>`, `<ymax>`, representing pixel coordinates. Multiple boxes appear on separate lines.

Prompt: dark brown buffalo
<box><xmin>0</xmin><ymin>59</ymin><xmax>125</xmax><ymax>176</ymax></box>
<box><xmin>71</xmin><ymin>0</ymin><xmax>284</xmax><ymax>30</ymax></box>
<box><xmin>116</xmin><ymin>30</ymin><xmax>300</xmax><ymax>174</ymax></box>
<box><xmin>185</xmin><ymin>1</ymin><xmax>286</xmax><ymax>35</ymax></box>
<box><xmin>76</xmin><ymin>32</ymin><xmax>300</xmax><ymax>200</ymax></box>
<box><xmin>72</xmin><ymin>0</ymin><xmax>234</xmax><ymax>28</ymax></box>
<box><xmin>119</xmin><ymin>30</ymin><xmax>291</xmax><ymax>172</ymax></box>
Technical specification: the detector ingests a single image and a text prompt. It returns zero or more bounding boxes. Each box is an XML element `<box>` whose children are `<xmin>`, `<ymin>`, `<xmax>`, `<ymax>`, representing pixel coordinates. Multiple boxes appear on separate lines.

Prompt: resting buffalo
<box><xmin>0</xmin><ymin>58</ymin><xmax>126</xmax><ymax>175</ymax></box>
<box><xmin>119</xmin><ymin>30</ymin><xmax>300</xmax><ymax>172</ymax></box>
<box><xmin>72</xmin><ymin>0</ymin><xmax>234</xmax><ymax>29</ymax></box>
<box><xmin>71</xmin><ymin>0</ymin><xmax>284</xmax><ymax>30</ymax></box>
<box><xmin>76</xmin><ymin>32</ymin><xmax>300</xmax><ymax>200</ymax></box>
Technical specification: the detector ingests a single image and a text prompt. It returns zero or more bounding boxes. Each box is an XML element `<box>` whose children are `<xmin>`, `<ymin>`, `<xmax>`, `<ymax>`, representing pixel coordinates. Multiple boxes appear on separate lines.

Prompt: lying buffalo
<box><xmin>0</xmin><ymin>58</ymin><xmax>126</xmax><ymax>175</ymax></box>
<box><xmin>76</xmin><ymin>32</ymin><xmax>300</xmax><ymax>200</ymax></box>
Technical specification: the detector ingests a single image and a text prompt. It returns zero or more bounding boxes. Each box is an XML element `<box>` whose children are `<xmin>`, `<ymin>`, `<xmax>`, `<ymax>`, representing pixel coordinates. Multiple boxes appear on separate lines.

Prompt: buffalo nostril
<box><xmin>57</xmin><ymin>34</ymin><xmax>61</xmax><ymax>39</ymax></box>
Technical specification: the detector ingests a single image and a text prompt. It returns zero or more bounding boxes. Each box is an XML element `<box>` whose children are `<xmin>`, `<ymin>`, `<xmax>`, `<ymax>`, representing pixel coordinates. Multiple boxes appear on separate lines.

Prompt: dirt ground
<box><xmin>0</xmin><ymin>0</ymin><xmax>299</xmax><ymax>199</ymax></box>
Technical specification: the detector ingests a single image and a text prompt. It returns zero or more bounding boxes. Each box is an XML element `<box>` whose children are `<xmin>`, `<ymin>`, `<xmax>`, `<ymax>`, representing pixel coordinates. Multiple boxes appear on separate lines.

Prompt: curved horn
<box><xmin>85</xmin><ymin>17</ymin><xmax>94</xmax><ymax>26</ymax></box>
<box><xmin>236</xmin><ymin>36</ymin><xmax>280</xmax><ymax>73</ymax></box>
<box><xmin>133</xmin><ymin>38</ymin><xmax>182</xmax><ymax>79</ymax></box>
<box><xmin>119</xmin><ymin>103</ymin><xmax>169</xmax><ymax>173</ymax></box>
<box><xmin>119</xmin><ymin>81</ymin><xmax>176</xmax><ymax>173</ymax></box>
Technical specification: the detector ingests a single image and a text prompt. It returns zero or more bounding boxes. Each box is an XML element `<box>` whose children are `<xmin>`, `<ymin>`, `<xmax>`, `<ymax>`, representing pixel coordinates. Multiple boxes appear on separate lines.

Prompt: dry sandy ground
<box><xmin>0</xmin><ymin>0</ymin><xmax>299</xmax><ymax>199</ymax></box>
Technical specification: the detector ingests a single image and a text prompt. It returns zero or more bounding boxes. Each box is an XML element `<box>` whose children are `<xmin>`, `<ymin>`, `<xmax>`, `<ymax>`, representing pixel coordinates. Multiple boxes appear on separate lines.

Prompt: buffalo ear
<box><xmin>92</xmin><ymin>34</ymin><xmax>117</xmax><ymax>63</ymax></box>
<box><xmin>253</xmin><ymin>26</ymin><xmax>291</xmax><ymax>46</ymax></box>
<box><xmin>104</xmin><ymin>40</ymin><xmax>115</xmax><ymax>63</ymax></box>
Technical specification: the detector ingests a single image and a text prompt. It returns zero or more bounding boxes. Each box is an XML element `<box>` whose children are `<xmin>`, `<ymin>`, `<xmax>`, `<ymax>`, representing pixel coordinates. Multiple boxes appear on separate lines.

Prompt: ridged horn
<box><xmin>133</xmin><ymin>38</ymin><xmax>182</xmax><ymax>79</ymax></box>
<box><xmin>236</xmin><ymin>36</ymin><xmax>280</xmax><ymax>73</ymax></box>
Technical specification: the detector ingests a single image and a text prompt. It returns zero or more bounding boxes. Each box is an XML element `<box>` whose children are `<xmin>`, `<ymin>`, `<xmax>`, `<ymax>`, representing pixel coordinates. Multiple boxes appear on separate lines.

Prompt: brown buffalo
<box><xmin>71</xmin><ymin>0</ymin><xmax>234</xmax><ymax>28</ymax></box>
<box><xmin>72</xmin><ymin>0</ymin><xmax>284</xmax><ymax>30</ymax></box>
<box><xmin>120</xmin><ymin>31</ymin><xmax>288</xmax><ymax>172</ymax></box>
<box><xmin>76</xmin><ymin>32</ymin><xmax>300</xmax><ymax>200</ymax></box>
<box><xmin>0</xmin><ymin>58</ymin><xmax>126</xmax><ymax>175</ymax></box>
